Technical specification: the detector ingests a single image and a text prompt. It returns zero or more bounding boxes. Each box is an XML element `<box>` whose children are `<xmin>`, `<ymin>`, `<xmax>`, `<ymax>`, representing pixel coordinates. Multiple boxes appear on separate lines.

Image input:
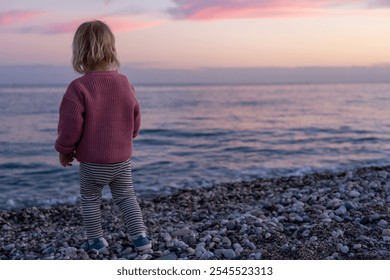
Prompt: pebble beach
<box><xmin>1</xmin><ymin>165</ymin><xmax>390</xmax><ymax>260</ymax></box>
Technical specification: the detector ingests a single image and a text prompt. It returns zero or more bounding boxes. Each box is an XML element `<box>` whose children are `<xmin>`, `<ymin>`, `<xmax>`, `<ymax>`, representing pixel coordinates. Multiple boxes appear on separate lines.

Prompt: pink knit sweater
<box><xmin>55</xmin><ymin>70</ymin><xmax>141</xmax><ymax>163</ymax></box>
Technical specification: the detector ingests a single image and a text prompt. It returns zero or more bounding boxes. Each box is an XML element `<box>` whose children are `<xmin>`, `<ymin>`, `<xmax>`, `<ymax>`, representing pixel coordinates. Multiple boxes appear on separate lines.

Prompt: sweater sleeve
<box><xmin>133</xmin><ymin>100</ymin><xmax>141</xmax><ymax>138</ymax></box>
<box><xmin>129</xmin><ymin>83</ymin><xmax>141</xmax><ymax>138</ymax></box>
<box><xmin>55</xmin><ymin>83</ymin><xmax>85</xmax><ymax>155</ymax></box>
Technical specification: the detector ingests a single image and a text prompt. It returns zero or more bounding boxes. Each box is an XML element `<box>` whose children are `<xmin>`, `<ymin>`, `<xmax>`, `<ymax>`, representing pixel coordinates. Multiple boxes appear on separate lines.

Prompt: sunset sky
<box><xmin>1</xmin><ymin>0</ymin><xmax>390</xmax><ymax>84</ymax></box>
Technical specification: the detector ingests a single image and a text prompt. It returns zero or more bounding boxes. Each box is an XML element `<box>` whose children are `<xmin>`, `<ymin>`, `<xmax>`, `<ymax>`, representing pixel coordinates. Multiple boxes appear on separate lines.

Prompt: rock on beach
<box><xmin>1</xmin><ymin>165</ymin><xmax>390</xmax><ymax>260</ymax></box>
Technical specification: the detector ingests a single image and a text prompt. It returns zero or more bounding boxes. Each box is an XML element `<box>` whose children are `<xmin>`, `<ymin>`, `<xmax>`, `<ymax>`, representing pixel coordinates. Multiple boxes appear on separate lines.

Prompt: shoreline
<box><xmin>1</xmin><ymin>165</ymin><xmax>390</xmax><ymax>260</ymax></box>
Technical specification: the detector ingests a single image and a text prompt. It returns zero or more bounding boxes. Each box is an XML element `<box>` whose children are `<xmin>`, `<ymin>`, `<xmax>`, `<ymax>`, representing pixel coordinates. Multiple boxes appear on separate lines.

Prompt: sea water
<box><xmin>1</xmin><ymin>83</ymin><xmax>389</xmax><ymax>209</ymax></box>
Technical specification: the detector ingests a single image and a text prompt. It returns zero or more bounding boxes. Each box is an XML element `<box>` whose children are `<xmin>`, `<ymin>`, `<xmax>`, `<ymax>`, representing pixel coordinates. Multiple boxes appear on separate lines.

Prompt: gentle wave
<box><xmin>1</xmin><ymin>83</ymin><xmax>390</xmax><ymax>209</ymax></box>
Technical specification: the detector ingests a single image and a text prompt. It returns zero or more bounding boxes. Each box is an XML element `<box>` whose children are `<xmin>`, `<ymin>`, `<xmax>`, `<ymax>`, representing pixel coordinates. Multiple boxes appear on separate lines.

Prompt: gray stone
<box><xmin>182</xmin><ymin>235</ymin><xmax>197</xmax><ymax>247</ymax></box>
<box><xmin>156</xmin><ymin>253</ymin><xmax>178</xmax><ymax>260</ymax></box>
<box><xmin>42</xmin><ymin>247</ymin><xmax>56</xmax><ymax>255</ymax></box>
<box><xmin>340</xmin><ymin>246</ymin><xmax>349</xmax><ymax>254</ymax></box>
<box><xmin>200</xmin><ymin>251</ymin><xmax>213</xmax><ymax>260</ymax></box>
<box><xmin>309</xmin><ymin>236</ymin><xmax>318</xmax><ymax>243</ymax></box>
<box><xmin>360</xmin><ymin>216</ymin><xmax>372</xmax><ymax>224</ymax></box>
<box><xmin>335</xmin><ymin>206</ymin><xmax>347</xmax><ymax>216</ymax></box>
<box><xmin>2</xmin><ymin>224</ymin><xmax>12</xmax><ymax>231</ymax></box>
<box><xmin>222</xmin><ymin>237</ymin><xmax>232</xmax><ymax>247</ymax></box>
<box><xmin>331</xmin><ymin>229</ymin><xmax>343</xmax><ymax>238</ymax></box>
<box><xmin>171</xmin><ymin>228</ymin><xmax>192</xmax><ymax>238</ymax></box>
<box><xmin>326</xmin><ymin>198</ymin><xmax>342</xmax><ymax>209</ymax></box>
<box><xmin>382</xmin><ymin>229</ymin><xmax>390</xmax><ymax>237</ymax></box>
<box><xmin>244</xmin><ymin>239</ymin><xmax>256</xmax><ymax>250</ymax></box>
<box><xmin>161</xmin><ymin>233</ymin><xmax>172</xmax><ymax>242</ymax></box>
<box><xmin>65</xmin><ymin>247</ymin><xmax>78</xmax><ymax>259</ymax></box>
<box><xmin>254</xmin><ymin>252</ymin><xmax>262</xmax><ymax>260</ymax></box>
<box><xmin>348</xmin><ymin>190</ymin><xmax>360</xmax><ymax>198</ymax></box>
<box><xmin>221</xmin><ymin>249</ymin><xmax>236</xmax><ymax>259</ymax></box>
<box><xmin>121</xmin><ymin>247</ymin><xmax>133</xmax><ymax>255</ymax></box>
<box><xmin>4</xmin><ymin>244</ymin><xmax>15</xmax><ymax>251</ymax></box>
<box><xmin>281</xmin><ymin>244</ymin><xmax>289</xmax><ymax>251</ymax></box>
<box><xmin>226</xmin><ymin>221</ymin><xmax>236</xmax><ymax>230</ymax></box>
<box><xmin>186</xmin><ymin>247</ymin><xmax>195</xmax><ymax>255</ymax></box>
<box><xmin>344</xmin><ymin>201</ymin><xmax>357</xmax><ymax>210</ymax></box>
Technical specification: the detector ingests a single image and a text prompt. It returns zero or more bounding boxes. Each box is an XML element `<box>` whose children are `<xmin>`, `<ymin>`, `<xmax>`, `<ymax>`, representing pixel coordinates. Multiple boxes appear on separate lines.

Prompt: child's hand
<box><xmin>59</xmin><ymin>153</ymin><xmax>75</xmax><ymax>167</ymax></box>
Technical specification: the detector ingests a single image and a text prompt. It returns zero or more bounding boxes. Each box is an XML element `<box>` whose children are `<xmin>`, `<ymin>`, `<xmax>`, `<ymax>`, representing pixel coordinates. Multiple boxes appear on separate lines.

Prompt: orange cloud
<box><xmin>169</xmin><ymin>0</ymin><xmax>388</xmax><ymax>20</ymax></box>
<box><xmin>0</xmin><ymin>10</ymin><xmax>44</xmax><ymax>26</ymax></box>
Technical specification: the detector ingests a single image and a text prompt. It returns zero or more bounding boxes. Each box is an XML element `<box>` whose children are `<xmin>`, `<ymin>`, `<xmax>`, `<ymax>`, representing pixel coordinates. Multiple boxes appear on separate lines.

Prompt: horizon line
<box><xmin>1</xmin><ymin>80</ymin><xmax>390</xmax><ymax>87</ymax></box>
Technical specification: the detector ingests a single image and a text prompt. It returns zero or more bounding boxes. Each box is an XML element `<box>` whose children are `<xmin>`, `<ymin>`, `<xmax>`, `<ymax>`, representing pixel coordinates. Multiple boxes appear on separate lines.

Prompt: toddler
<box><xmin>55</xmin><ymin>20</ymin><xmax>151</xmax><ymax>253</ymax></box>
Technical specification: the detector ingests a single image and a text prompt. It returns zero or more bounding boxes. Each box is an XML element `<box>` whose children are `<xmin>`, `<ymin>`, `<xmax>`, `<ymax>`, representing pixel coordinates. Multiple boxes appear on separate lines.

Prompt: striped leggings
<box><xmin>79</xmin><ymin>159</ymin><xmax>146</xmax><ymax>240</ymax></box>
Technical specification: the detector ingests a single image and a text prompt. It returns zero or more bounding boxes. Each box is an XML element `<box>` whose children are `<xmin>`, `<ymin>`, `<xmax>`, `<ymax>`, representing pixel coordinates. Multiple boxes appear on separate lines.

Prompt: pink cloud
<box><xmin>169</xmin><ymin>0</ymin><xmax>388</xmax><ymax>20</ymax></box>
<box><xmin>101</xmin><ymin>18</ymin><xmax>160</xmax><ymax>33</ymax></box>
<box><xmin>19</xmin><ymin>17</ymin><xmax>160</xmax><ymax>34</ymax></box>
<box><xmin>370</xmin><ymin>0</ymin><xmax>390</xmax><ymax>6</ymax></box>
<box><xmin>0</xmin><ymin>10</ymin><xmax>43</xmax><ymax>26</ymax></box>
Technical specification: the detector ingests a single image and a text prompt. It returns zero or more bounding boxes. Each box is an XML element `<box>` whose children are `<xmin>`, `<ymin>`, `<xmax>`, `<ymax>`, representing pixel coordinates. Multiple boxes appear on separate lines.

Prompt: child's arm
<box><xmin>133</xmin><ymin>101</ymin><xmax>141</xmax><ymax>138</ymax></box>
<box><xmin>59</xmin><ymin>152</ymin><xmax>75</xmax><ymax>167</ymax></box>
<box><xmin>130</xmin><ymin>83</ymin><xmax>141</xmax><ymax>138</ymax></box>
<box><xmin>55</xmin><ymin>83</ymin><xmax>85</xmax><ymax>161</ymax></box>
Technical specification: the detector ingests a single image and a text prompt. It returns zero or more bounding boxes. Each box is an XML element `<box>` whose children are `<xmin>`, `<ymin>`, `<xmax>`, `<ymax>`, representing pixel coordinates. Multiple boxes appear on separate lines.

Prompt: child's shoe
<box><xmin>81</xmin><ymin>237</ymin><xmax>108</xmax><ymax>253</ymax></box>
<box><xmin>132</xmin><ymin>233</ymin><xmax>152</xmax><ymax>251</ymax></box>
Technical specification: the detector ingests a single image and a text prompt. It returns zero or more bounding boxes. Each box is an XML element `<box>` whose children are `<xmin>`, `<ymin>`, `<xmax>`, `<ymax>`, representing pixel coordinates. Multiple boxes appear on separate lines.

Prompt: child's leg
<box><xmin>109</xmin><ymin>160</ymin><xmax>147</xmax><ymax>237</ymax></box>
<box><xmin>80</xmin><ymin>163</ymin><xmax>105</xmax><ymax>240</ymax></box>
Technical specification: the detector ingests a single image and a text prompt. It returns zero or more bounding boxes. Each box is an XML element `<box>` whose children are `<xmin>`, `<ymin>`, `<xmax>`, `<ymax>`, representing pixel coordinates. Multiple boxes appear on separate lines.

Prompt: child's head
<box><xmin>72</xmin><ymin>20</ymin><xmax>120</xmax><ymax>74</ymax></box>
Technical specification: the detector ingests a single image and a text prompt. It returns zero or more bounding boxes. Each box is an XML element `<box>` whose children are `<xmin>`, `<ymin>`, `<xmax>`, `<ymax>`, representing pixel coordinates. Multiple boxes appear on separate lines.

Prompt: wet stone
<box><xmin>2</xmin><ymin>165</ymin><xmax>390</xmax><ymax>260</ymax></box>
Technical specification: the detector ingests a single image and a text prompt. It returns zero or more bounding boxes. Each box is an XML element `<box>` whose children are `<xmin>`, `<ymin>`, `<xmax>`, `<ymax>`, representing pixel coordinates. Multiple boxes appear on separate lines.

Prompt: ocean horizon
<box><xmin>1</xmin><ymin>82</ymin><xmax>390</xmax><ymax>210</ymax></box>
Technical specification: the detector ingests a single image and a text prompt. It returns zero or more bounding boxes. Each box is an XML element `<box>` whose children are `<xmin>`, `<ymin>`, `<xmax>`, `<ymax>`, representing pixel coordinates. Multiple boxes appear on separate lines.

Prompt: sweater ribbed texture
<box><xmin>55</xmin><ymin>70</ymin><xmax>141</xmax><ymax>163</ymax></box>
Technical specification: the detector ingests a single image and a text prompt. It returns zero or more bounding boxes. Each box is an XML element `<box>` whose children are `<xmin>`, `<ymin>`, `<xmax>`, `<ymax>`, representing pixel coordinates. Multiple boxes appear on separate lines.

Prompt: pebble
<box><xmin>340</xmin><ymin>246</ymin><xmax>349</xmax><ymax>254</ymax></box>
<box><xmin>233</xmin><ymin>243</ymin><xmax>243</xmax><ymax>255</ymax></box>
<box><xmin>244</xmin><ymin>239</ymin><xmax>256</xmax><ymax>250</ymax></box>
<box><xmin>360</xmin><ymin>216</ymin><xmax>372</xmax><ymax>225</ymax></box>
<box><xmin>326</xmin><ymin>198</ymin><xmax>342</xmax><ymax>209</ymax></box>
<box><xmin>222</xmin><ymin>249</ymin><xmax>236</xmax><ymax>259</ymax></box>
<box><xmin>226</xmin><ymin>221</ymin><xmax>236</xmax><ymax>230</ymax></box>
<box><xmin>222</xmin><ymin>237</ymin><xmax>232</xmax><ymax>247</ymax></box>
<box><xmin>1</xmin><ymin>165</ymin><xmax>390</xmax><ymax>260</ymax></box>
<box><xmin>344</xmin><ymin>201</ymin><xmax>357</xmax><ymax>210</ymax></box>
<box><xmin>348</xmin><ymin>190</ymin><xmax>360</xmax><ymax>198</ymax></box>
<box><xmin>2</xmin><ymin>224</ymin><xmax>12</xmax><ymax>231</ymax></box>
<box><xmin>42</xmin><ymin>247</ymin><xmax>56</xmax><ymax>255</ymax></box>
<box><xmin>281</xmin><ymin>244</ymin><xmax>289</xmax><ymax>251</ymax></box>
<box><xmin>65</xmin><ymin>247</ymin><xmax>78</xmax><ymax>258</ymax></box>
<box><xmin>253</xmin><ymin>252</ymin><xmax>262</xmax><ymax>260</ymax></box>
<box><xmin>309</xmin><ymin>236</ymin><xmax>318</xmax><ymax>243</ymax></box>
<box><xmin>182</xmin><ymin>235</ymin><xmax>197</xmax><ymax>247</ymax></box>
<box><xmin>335</xmin><ymin>206</ymin><xmax>347</xmax><ymax>216</ymax></box>
<box><xmin>161</xmin><ymin>233</ymin><xmax>172</xmax><ymax>242</ymax></box>
<box><xmin>171</xmin><ymin>228</ymin><xmax>192</xmax><ymax>238</ymax></box>
<box><xmin>331</xmin><ymin>229</ymin><xmax>343</xmax><ymax>238</ymax></box>
<box><xmin>382</xmin><ymin>229</ymin><xmax>390</xmax><ymax>237</ymax></box>
<box><xmin>186</xmin><ymin>247</ymin><xmax>195</xmax><ymax>255</ymax></box>
<box><xmin>200</xmin><ymin>251</ymin><xmax>214</xmax><ymax>260</ymax></box>
<box><xmin>156</xmin><ymin>253</ymin><xmax>177</xmax><ymax>260</ymax></box>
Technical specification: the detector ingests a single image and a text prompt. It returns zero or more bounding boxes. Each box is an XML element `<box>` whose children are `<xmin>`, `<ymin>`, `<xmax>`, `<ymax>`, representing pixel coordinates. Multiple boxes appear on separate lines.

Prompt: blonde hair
<box><xmin>72</xmin><ymin>20</ymin><xmax>120</xmax><ymax>74</ymax></box>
